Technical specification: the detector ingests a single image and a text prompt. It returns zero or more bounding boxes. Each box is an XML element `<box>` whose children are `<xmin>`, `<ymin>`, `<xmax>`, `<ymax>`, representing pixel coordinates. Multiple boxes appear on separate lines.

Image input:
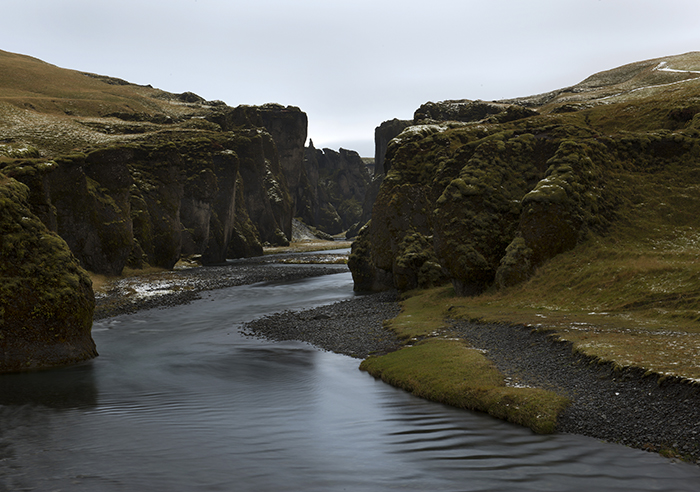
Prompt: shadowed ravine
<box><xmin>1</xmin><ymin>268</ymin><xmax>700</xmax><ymax>491</ymax></box>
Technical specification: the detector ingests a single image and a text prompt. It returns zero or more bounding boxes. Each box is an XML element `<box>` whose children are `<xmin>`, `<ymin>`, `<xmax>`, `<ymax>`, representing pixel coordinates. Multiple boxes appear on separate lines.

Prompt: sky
<box><xmin>2</xmin><ymin>0</ymin><xmax>700</xmax><ymax>157</ymax></box>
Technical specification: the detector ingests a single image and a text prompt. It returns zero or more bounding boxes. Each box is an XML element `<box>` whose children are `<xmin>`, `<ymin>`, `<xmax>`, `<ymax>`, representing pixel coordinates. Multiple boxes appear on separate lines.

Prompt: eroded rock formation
<box><xmin>0</xmin><ymin>173</ymin><xmax>97</xmax><ymax>372</ymax></box>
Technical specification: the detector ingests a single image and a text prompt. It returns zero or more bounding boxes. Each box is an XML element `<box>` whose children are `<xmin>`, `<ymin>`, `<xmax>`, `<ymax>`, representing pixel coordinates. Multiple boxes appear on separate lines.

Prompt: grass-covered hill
<box><xmin>351</xmin><ymin>52</ymin><xmax>700</xmax><ymax>392</ymax></box>
<box><xmin>0</xmin><ymin>49</ymin><xmax>223</xmax><ymax>157</ymax></box>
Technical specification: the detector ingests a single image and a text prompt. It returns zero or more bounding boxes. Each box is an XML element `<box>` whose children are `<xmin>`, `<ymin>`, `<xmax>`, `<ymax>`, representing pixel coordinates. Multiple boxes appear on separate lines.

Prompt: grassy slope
<box><xmin>0</xmin><ymin>49</ymin><xmax>175</xmax><ymax>116</ymax></box>
<box><xmin>0</xmin><ymin>50</ymin><xmax>211</xmax><ymax>156</ymax></box>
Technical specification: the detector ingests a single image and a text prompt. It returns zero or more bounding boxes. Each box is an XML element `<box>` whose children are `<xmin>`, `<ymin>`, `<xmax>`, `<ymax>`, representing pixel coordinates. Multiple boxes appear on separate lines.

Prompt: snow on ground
<box><xmin>654</xmin><ymin>61</ymin><xmax>700</xmax><ymax>74</ymax></box>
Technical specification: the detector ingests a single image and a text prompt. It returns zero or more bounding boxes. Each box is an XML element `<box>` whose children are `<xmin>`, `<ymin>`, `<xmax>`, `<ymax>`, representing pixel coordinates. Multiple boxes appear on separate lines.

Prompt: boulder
<box><xmin>0</xmin><ymin>173</ymin><xmax>97</xmax><ymax>372</ymax></box>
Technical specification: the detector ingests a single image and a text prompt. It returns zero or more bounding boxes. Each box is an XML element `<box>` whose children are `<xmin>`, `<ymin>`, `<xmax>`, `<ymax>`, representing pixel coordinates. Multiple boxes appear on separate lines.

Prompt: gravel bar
<box><xmin>94</xmin><ymin>256</ymin><xmax>348</xmax><ymax>319</ymax></box>
<box><xmin>242</xmin><ymin>290</ymin><xmax>402</xmax><ymax>359</ymax></box>
<box><xmin>451</xmin><ymin>320</ymin><xmax>700</xmax><ymax>464</ymax></box>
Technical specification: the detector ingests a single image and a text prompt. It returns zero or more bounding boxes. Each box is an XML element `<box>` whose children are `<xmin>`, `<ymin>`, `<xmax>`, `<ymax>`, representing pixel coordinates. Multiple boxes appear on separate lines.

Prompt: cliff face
<box><xmin>0</xmin><ymin>50</ymin><xmax>343</xmax><ymax>372</ymax></box>
<box><xmin>350</xmin><ymin>52</ymin><xmax>700</xmax><ymax>295</ymax></box>
<box><xmin>0</xmin><ymin>173</ymin><xmax>97</xmax><ymax>372</ymax></box>
<box><xmin>3</xmin><ymin>127</ymin><xmax>292</xmax><ymax>274</ymax></box>
<box><xmin>374</xmin><ymin>119</ymin><xmax>412</xmax><ymax>175</ymax></box>
<box><xmin>302</xmin><ymin>142</ymin><xmax>370</xmax><ymax>235</ymax></box>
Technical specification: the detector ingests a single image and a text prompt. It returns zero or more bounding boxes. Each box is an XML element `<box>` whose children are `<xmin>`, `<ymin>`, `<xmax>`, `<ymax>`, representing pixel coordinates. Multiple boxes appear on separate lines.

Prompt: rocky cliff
<box><xmin>350</xmin><ymin>52</ymin><xmax>700</xmax><ymax>294</ymax></box>
<box><xmin>374</xmin><ymin>119</ymin><xmax>412</xmax><ymax>175</ymax></box>
<box><xmin>301</xmin><ymin>142</ymin><xmax>370</xmax><ymax>236</ymax></box>
<box><xmin>0</xmin><ymin>50</ymin><xmax>318</xmax><ymax>275</ymax></box>
<box><xmin>0</xmin><ymin>49</ymin><xmax>328</xmax><ymax>372</ymax></box>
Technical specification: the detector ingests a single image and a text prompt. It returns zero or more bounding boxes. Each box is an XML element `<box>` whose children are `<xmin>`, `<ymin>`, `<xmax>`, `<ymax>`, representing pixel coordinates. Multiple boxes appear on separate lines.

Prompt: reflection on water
<box><xmin>0</xmin><ymin>363</ymin><xmax>97</xmax><ymax>409</ymax></box>
<box><xmin>1</xmin><ymin>271</ymin><xmax>699</xmax><ymax>491</ymax></box>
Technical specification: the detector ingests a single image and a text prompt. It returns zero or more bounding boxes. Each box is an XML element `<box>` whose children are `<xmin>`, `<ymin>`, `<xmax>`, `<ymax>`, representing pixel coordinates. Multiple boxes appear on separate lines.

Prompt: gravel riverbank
<box><xmin>451</xmin><ymin>320</ymin><xmax>700</xmax><ymax>464</ymax></box>
<box><xmin>242</xmin><ymin>290</ymin><xmax>402</xmax><ymax>359</ymax></box>
<box><xmin>94</xmin><ymin>252</ymin><xmax>700</xmax><ymax>465</ymax></box>
<box><xmin>93</xmin><ymin>253</ymin><xmax>349</xmax><ymax>319</ymax></box>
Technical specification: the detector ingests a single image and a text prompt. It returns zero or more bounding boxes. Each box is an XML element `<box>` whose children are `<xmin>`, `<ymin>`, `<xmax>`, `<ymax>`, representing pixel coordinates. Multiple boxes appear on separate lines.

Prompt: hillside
<box><xmin>504</xmin><ymin>52</ymin><xmax>700</xmax><ymax>113</ymax></box>
<box><xmin>0</xmin><ymin>49</ymin><xmax>220</xmax><ymax>156</ymax></box>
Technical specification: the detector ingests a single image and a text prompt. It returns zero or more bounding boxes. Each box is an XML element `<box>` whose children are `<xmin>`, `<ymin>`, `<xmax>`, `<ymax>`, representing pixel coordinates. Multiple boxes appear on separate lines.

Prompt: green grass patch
<box><xmin>360</xmin><ymin>338</ymin><xmax>570</xmax><ymax>434</ymax></box>
<box><xmin>364</xmin><ymin>286</ymin><xmax>570</xmax><ymax>433</ymax></box>
<box><xmin>388</xmin><ymin>286</ymin><xmax>455</xmax><ymax>340</ymax></box>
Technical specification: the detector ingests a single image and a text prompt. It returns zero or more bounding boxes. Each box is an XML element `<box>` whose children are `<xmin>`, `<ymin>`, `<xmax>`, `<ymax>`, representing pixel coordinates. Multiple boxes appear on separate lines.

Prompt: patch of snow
<box><xmin>654</xmin><ymin>61</ymin><xmax>700</xmax><ymax>74</ymax></box>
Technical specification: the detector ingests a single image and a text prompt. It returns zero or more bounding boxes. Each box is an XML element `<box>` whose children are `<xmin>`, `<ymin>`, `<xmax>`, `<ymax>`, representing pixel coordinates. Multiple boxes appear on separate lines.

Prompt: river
<box><xmin>1</xmin><ymin>269</ymin><xmax>700</xmax><ymax>491</ymax></box>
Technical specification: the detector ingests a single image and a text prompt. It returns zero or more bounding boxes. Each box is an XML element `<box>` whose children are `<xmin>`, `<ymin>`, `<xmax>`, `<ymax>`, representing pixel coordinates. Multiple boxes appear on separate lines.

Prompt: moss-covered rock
<box><xmin>127</xmin><ymin>144</ymin><xmax>184</xmax><ymax>269</ymax></box>
<box><xmin>0</xmin><ymin>173</ymin><xmax>97</xmax><ymax>372</ymax></box>
<box><xmin>350</xmin><ymin>120</ymin><xmax>618</xmax><ymax>295</ymax></box>
<box><xmin>432</xmin><ymin>132</ymin><xmax>549</xmax><ymax>295</ymax></box>
<box><xmin>234</xmin><ymin>129</ymin><xmax>292</xmax><ymax>246</ymax></box>
<box><xmin>10</xmin><ymin>152</ymin><xmax>135</xmax><ymax>276</ymax></box>
<box><xmin>348</xmin><ymin>221</ymin><xmax>394</xmax><ymax>292</ymax></box>
<box><xmin>227</xmin><ymin>173</ymin><xmax>264</xmax><ymax>258</ymax></box>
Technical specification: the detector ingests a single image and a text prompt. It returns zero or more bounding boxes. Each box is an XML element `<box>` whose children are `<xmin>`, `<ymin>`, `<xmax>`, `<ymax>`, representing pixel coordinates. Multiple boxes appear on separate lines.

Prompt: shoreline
<box><xmin>93</xmin><ymin>253</ymin><xmax>700</xmax><ymax>465</ymax></box>
<box><xmin>93</xmin><ymin>252</ymin><xmax>349</xmax><ymax>320</ymax></box>
<box><xmin>452</xmin><ymin>320</ymin><xmax>700</xmax><ymax>464</ymax></box>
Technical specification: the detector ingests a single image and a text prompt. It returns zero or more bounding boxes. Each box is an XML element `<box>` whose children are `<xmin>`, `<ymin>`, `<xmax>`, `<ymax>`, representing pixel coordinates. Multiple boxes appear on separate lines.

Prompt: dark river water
<box><xmin>2</xmin><ymin>269</ymin><xmax>700</xmax><ymax>491</ymax></box>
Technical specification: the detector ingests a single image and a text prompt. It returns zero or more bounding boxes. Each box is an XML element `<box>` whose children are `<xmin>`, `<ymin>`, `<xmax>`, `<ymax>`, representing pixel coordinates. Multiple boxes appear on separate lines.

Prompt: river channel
<box><xmin>1</xmin><ymin>269</ymin><xmax>700</xmax><ymax>491</ymax></box>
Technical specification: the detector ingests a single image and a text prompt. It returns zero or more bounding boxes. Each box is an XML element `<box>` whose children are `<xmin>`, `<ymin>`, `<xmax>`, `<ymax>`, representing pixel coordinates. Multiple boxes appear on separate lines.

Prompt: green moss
<box><xmin>361</xmin><ymin>338</ymin><xmax>569</xmax><ymax>434</ymax></box>
<box><xmin>0</xmin><ymin>172</ymin><xmax>96</xmax><ymax>372</ymax></box>
<box><xmin>394</xmin><ymin>231</ymin><xmax>447</xmax><ymax>290</ymax></box>
<box><xmin>0</xmin><ymin>143</ymin><xmax>40</xmax><ymax>159</ymax></box>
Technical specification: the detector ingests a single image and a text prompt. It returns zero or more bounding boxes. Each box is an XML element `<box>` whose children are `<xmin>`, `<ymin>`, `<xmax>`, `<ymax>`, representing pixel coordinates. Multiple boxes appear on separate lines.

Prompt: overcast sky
<box><xmin>3</xmin><ymin>0</ymin><xmax>700</xmax><ymax>156</ymax></box>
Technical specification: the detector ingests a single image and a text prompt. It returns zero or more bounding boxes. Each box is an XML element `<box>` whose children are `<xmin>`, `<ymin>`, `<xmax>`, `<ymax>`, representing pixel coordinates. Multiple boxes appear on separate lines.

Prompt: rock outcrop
<box><xmin>350</xmin><ymin>52</ymin><xmax>700</xmax><ymax>294</ymax></box>
<box><xmin>374</xmin><ymin>119</ymin><xmax>412</xmax><ymax>174</ymax></box>
<box><xmin>3</xmin><ymin>128</ymin><xmax>289</xmax><ymax>274</ymax></box>
<box><xmin>0</xmin><ymin>173</ymin><xmax>97</xmax><ymax>372</ymax></box>
<box><xmin>2</xmin><ymin>99</ymin><xmax>306</xmax><ymax>275</ymax></box>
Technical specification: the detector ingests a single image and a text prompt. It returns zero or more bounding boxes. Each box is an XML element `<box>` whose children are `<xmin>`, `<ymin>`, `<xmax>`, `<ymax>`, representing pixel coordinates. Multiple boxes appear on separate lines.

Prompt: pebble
<box><xmin>243</xmin><ymin>290</ymin><xmax>402</xmax><ymax>359</ymax></box>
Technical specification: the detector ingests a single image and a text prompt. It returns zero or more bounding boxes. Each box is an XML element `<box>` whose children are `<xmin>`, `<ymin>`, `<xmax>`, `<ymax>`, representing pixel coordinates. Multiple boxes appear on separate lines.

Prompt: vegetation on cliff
<box><xmin>353</xmin><ymin>52</ymin><xmax>700</xmax><ymax>434</ymax></box>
